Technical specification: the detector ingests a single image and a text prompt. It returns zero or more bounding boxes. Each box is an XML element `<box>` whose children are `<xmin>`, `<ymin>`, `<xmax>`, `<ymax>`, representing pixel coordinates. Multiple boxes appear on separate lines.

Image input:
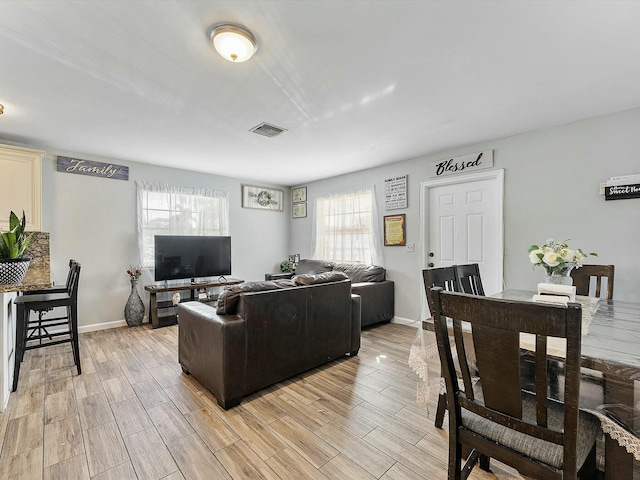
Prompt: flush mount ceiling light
<box><xmin>209</xmin><ymin>24</ymin><xmax>258</xmax><ymax>63</ymax></box>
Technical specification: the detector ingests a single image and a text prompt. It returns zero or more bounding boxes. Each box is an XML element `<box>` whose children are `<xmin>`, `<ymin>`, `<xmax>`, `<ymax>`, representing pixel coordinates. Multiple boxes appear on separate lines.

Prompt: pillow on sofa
<box><xmin>216</xmin><ymin>281</ymin><xmax>284</xmax><ymax>314</ymax></box>
<box><xmin>334</xmin><ymin>263</ymin><xmax>386</xmax><ymax>282</ymax></box>
<box><xmin>272</xmin><ymin>279</ymin><xmax>296</xmax><ymax>288</ymax></box>
<box><xmin>292</xmin><ymin>271</ymin><xmax>349</xmax><ymax>285</ymax></box>
<box><xmin>294</xmin><ymin>259</ymin><xmax>335</xmax><ymax>275</ymax></box>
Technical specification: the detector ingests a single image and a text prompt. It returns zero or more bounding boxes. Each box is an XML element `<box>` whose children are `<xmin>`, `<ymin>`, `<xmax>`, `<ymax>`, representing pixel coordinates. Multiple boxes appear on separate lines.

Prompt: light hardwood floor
<box><xmin>0</xmin><ymin>320</ymin><xmax>522</xmax><ymax>479</ymax></box>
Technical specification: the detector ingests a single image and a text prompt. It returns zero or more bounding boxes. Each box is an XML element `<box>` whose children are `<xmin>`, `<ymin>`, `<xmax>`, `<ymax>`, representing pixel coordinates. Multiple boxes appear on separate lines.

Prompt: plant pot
<box><xmin>0</xmin><ymin>257</ymin><xmax>32</xmax><ymax>285</ymax></box>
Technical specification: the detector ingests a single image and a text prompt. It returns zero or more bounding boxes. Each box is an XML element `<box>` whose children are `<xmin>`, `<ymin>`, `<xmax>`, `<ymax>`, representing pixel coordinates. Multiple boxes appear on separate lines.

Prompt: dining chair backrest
<box><xmin>422</xmin><ymin>266</ymin><xmax>459</xmax><ymax>315</ymax></box>
<box><xmin>455</xmin><ymin>263</ymin><xmax>485</xmax><ymax>296</ymax></box>
<box><xmin>430</xmin><ymin>287</ymin><xmax>597</xmax><ymax>479</ymax></box>
<box><xmin>570</xmin><ymin>264</ymin><xmax>614</xmax><ymax>300</ymax></box>
<box><xmin>67</xmin><ymin>260</ymin><xmax>81</xmax><ymax>300</ymax></box>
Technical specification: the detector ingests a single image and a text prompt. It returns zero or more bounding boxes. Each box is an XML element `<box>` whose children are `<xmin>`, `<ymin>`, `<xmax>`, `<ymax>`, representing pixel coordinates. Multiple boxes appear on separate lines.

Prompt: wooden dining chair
<box><xmin>430</xmin><ymin>287</ymin><xmax>598</xmax><ymax>480</ymax></box>
<box><xmin>423</xmin><ymin>266</ymin><xmax>462</xmax><ymax>428</ymax></box>
<box><xmin>570</xmin><ymin>264</ymin><xmax>614</xmax><ymax>300</ymax></box>
<box><xmin>455</xmin><ymin>263</ymin><xmax>485</xmax><ymax>296</ymax></box>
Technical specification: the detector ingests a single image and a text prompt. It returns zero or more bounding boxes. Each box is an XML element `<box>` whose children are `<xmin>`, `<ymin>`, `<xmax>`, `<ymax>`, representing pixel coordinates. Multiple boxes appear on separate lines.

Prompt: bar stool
<box><xmin>13</xmin><ymin>260</ymin><xmax>81</xmax><ymax>391</ymax></box>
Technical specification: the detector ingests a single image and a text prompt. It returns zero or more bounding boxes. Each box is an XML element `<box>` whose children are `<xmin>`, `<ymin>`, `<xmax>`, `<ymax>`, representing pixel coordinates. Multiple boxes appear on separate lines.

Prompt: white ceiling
<box><xmin>2</xmin><ymin>1</ymin><xmax>640</xmax><ymax>187</ymax></box>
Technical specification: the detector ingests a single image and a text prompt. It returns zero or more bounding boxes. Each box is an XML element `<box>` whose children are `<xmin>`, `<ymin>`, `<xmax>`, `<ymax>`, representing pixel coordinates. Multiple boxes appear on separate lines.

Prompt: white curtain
<box><xmin>311</xmin><ymin>185</ymin><xmax>384</xmax><ymax>266</ymax></box>
<box><xmin>136</xmin><ymin>181</ymin><xmax>229</xmax><ymax>269</ymax></box>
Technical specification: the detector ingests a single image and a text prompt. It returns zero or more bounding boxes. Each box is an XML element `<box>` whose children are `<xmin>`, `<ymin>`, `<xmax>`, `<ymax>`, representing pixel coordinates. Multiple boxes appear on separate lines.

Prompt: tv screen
<box><xmin>154</xmin><ymin>235</ymin><xmax>231</xmax><ymax>282</ymax></box>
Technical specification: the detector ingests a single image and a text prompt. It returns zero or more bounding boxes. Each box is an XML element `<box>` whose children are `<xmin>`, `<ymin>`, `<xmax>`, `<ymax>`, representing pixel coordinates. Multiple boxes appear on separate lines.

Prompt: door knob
<box><xmin>429</xmin><ymin>252</ymin><xmax>434</xmax><ymax>257</ymax></box>
<box><xmin>428</xmin><ymin>262</ymin><xmax>434</xmax><ymax>267</ymax></box>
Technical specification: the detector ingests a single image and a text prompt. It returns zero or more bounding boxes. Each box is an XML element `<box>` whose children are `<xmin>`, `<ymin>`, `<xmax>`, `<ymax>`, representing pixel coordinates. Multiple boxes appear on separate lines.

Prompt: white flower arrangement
<box><xmin>528</xmin><ymin>239</ymin><xmax>597</xmax><ymax>275</ymax></box>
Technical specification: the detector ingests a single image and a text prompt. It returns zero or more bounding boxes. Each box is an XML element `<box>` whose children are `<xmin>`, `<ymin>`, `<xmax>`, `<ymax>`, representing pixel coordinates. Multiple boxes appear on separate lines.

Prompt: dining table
<box><xmin>410</xmin><ymin>289</ymin><xmax>640</xmax><ymax>480</ymax></box>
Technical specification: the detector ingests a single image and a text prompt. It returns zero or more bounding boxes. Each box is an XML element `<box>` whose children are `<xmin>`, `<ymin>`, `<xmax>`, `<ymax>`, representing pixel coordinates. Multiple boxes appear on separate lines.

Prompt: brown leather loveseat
<box><xmin>178</xmin><ymin>275</ymin><xmax>361</xmax><ymax>409</ymax></box>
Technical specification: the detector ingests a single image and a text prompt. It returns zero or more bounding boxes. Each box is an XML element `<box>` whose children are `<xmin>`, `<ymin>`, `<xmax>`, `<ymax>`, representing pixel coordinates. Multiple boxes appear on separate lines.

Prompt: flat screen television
<box><xmin>154</xmin><ymin>235</ymin><xmax>231</xmax><ymax>282</ymax></box>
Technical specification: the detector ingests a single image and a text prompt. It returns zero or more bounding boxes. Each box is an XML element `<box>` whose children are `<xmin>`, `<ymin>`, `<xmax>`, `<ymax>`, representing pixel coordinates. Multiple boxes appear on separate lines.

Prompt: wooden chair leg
<box><xmin>435</xmin><ymin>392</ymin><xmax>447</xmax><ymax>428</ymax></box>
<box><xmin>70</xmin><ymin>305</ymin><xmax>81</xmax><ymax>375</ymax></box>
<box><xmin>12</xmin><ymin>304</ymin><xmax>27</xmax><ymax>392</ymax></box>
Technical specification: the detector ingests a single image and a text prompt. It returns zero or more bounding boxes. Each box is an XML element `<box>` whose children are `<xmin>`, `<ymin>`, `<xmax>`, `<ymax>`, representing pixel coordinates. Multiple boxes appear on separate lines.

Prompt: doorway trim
<box><xmin>419</xmin><ymin>168</ymin><xmax>505</xmax><ymax>317</ymax></box>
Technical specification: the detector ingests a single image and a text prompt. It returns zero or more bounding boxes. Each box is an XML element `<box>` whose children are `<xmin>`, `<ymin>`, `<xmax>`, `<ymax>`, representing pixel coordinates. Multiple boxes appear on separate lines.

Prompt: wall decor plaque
<box><xmin>292</xmin><ymin>186</ymin><xmax>307</xmax><ymax>203</ymax></box>
<box><xmin>428</xmin><ymin>150</ymin><xmax>493</xmax><ymax>178</ymax></box>
<box><xmin>605</xmin><ymin>183</ymin><xmax>640</xmax><ymax>200</ymax></box>
<box><xmin>292</xmin><ymin>202</ymin><xmax>307</xmax><ymax>218</ymax></box>
<box><xmin>57</xmin><ymin>156</ymin><xmax>129</xmax><ymax>180</ymax></box>
<box><xmin>242</xmin><ymin>185</ymin><xmax>284</xmax><ymax>211</ymax></box>
<box><xmin>384</xmin><ymin>214</ymin><xmax>406</xmax><ymax>246</ymax></box>
<box><xmin>384</xmin><ymin>175</ymin><xmax>407</xmax><ymax>210</ymax></box>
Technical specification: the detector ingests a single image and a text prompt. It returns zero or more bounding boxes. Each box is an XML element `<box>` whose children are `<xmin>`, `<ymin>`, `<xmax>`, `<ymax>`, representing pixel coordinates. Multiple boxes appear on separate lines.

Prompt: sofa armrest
<box><xmin>178</xmin><ymin>302</ymin><xmax>246</xmax><ymax>409</ymax></box>
<box><xmin>350</xmin><ymin>294</ymin><xmax>361</xmax><ymax>355</ymax></box>
<box><xmin>351</xmin><ymin>280</ymin><xmax>394</xmax><ymax>327</ymax></box>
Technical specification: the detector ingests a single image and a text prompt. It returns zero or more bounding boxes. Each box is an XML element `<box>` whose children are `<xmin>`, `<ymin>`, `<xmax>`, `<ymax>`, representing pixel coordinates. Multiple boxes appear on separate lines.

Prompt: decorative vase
<box><xmin>0</xmin><ymin>257</ymin><xmax>32</xmax><ymax>285</ymax></box>
<box><xmin>124</xmin><ymin>278</ymin><xmax>144</xmax><ymax>326</ymax></box>
<box><xmin>543</xmin><ymin>263</ymin><xmax>576</xmax><ymax>286</ymax></box>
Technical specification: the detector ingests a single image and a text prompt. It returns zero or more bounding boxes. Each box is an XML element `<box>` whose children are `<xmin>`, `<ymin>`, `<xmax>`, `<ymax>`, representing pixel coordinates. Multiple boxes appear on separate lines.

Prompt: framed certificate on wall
<box><xmin>292</xmin><ymin>186</ymin><xmax>307</xmax><ymax>203</ymax></box>
<box><xmin>384</xmin><ymin>214</ymin><xmax>406</xmax><ymax>246</ymax></box>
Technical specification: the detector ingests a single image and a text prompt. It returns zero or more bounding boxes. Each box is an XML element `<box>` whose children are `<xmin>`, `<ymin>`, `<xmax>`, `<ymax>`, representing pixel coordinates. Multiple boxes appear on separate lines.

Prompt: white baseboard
<box><xmin>390</xmin><ymin>316</ymin><xmax>418</xmax><ymax>326</ymax></box>
<box><xmin>78</xmin><ymin>317</ymin><xmax>147</xmax><ymax>333</ymax></box>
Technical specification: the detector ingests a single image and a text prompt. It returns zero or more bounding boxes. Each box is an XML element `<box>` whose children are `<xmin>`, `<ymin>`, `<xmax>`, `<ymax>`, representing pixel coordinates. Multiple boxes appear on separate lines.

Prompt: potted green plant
<box><xmin>280</xmin><ymin>259</ymin><xmax>293</xmax><ymax>272</ymax></box>
<box><xmin>0</xmin><ymin>211</ymin><xmax>35</xmax><ymax>284</ymax></box>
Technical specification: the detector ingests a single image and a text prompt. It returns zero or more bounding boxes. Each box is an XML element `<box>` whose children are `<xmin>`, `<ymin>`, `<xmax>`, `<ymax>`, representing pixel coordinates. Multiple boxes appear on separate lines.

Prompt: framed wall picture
<box><xmin>292</xmin><ymin>186</ymin><xmax>307</xmax><ymax>203</ymax></box>
<box><xmin>384</xmin><ymin>214</ymin><xmax>406</xmax><ymax>246</ymax></box>
<box><xmin>292</xmin><ymin>202</ymin><xmax>307</xmax><ymax>218</ymax></box>
<box><xmin>242</xmin><ymin>185</ymin><xmax>284</xmax><ymax>211</ymax></box>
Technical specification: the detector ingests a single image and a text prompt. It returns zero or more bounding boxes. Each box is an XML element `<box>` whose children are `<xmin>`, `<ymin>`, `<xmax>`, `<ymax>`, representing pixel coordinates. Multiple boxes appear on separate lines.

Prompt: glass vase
<box><xmin>543</xmin><ymin>263</ymin><xmax>576</xmax><ymax>286</ymax></box>
<box><xmin>124</xmin><ymin>278</ymin><xmax>145</xmax><ymax>327</ymax></box>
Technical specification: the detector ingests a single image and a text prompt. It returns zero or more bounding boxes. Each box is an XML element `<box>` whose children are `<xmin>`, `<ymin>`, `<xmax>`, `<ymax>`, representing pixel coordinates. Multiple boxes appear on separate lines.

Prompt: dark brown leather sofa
<box><xmin>178</xmin><ymin>277</ymin><xmax>361</xmax><ymax>409</ymax></box>
<box><xmin>267</xmin><ymin>259</ymin><xmax>394</xmax><ymax>327</ymax></box>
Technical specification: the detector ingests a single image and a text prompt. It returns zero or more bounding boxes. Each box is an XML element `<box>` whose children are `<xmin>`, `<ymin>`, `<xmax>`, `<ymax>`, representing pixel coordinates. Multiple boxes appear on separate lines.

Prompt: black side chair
<box><xmin>431</xmin><ymin>287</ymin><xmax>598</xmax><ymax>480</ymax></box>
<box><xmin>13</xmin><ymin>260</ymin><xmax>81</xmax><ymax>391</ymax></box>
<box><xmin>570</xmin><ymin>264</ymin><xmax>615</xmax><ymax>300</ymax></box>
<box><xmin>422</xmin><ymin>266</ymin><xmax>460</xmax><ymax>428</ymax></box>
<box><xmin>455</xmin><ymin>263</ymin><xmax>485</xmax><ymax>296</ymax></box>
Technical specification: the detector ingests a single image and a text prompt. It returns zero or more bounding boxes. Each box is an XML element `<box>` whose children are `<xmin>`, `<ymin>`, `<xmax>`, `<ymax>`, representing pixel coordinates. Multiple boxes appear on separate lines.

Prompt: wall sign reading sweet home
<box><xmin>56</xmin><ymin>156</ymin><xmax>129</xmax><ymax>181</ymax></box>
<box><xmin>605</xmin><ymin>183</ymin><xmax>640</xmax><ymax>200</ymax></box>
<box><xmin>428</xmin><ymin>150</ymin><xmax>493</xmax><ymax>178</ymax></box>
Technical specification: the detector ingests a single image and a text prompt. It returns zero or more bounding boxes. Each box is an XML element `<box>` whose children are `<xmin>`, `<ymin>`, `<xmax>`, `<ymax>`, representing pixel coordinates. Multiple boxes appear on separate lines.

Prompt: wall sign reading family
<box><xmin>57</xmin><ymin>156</ymin><xmax>129</xmax><ymax>180</ymax></box>
<box><xmin>428</xmin><ymin>150</ymin><xmax>493</xmax><ymax>178</ymax></box>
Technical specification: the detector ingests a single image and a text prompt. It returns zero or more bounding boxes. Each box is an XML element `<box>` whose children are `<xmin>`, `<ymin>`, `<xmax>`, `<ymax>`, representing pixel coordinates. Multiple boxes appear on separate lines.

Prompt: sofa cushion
<box><xmin>293</xmin><ymin>271</ymin><xmax>349</xmax><ymax>285</ymax></box>
<box><xmin>217</xmin><ymin>281</ymin><xmax>284</xmax><ymax>314</ymax></box>
<box><xmin>294</xmin><ymin>259</ymin><xmax>335</xmax><ymax>275</ymax></box>
<box><xmin>334</xmin><ymin>263</ymin><xmax>386</xmax><ymax>282</ymax></box>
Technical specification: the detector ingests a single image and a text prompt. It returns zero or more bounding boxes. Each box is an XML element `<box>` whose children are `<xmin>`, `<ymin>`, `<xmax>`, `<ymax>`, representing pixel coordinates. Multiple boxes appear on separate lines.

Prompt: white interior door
<box><xmin>420</xmin><ymin>170</ymin><xmax>504</xmax><ymax>307</ymax></box>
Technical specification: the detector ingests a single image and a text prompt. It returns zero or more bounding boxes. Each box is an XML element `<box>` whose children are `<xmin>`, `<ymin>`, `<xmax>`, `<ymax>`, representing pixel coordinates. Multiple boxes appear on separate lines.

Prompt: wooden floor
<box><xmin>0</xmin><ymin>320</ymin><xmax>523</xmax><ymax>479</ymax></box>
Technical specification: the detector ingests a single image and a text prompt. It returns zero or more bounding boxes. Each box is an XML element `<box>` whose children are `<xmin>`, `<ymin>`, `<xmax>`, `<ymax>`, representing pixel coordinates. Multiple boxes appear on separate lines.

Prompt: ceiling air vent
<box><xmin>250</xmin><ymin>122</ymin><xmax>287</xmax><ymax>138</ymax></box>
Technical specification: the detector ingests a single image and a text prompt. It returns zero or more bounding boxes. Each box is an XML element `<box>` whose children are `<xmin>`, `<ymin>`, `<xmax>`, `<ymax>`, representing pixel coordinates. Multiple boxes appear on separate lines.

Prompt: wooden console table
<box><xmin>144</xmin><ymin>278</ymin><xmax>243</xmax><ymax>328</ymax></box>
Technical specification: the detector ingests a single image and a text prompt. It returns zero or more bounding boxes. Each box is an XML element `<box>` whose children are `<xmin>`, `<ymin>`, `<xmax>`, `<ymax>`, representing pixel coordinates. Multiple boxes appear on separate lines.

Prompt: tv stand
<box><xmin>144</xmin><ymin>278</ymin><xmax>243</xmax><ymax>328</ymax></box>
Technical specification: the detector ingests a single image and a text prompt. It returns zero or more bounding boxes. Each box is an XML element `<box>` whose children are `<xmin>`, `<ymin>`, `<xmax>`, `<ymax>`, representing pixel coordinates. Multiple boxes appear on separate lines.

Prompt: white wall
<box><xmin>39</xmin><ymin>149</ymin><xmax>290</xmax><ymax>330</ymax></box>
<box><xmin>290</xmin><ymin>107</ymin><xmax>640</xmax><ymax>322</ymax></box>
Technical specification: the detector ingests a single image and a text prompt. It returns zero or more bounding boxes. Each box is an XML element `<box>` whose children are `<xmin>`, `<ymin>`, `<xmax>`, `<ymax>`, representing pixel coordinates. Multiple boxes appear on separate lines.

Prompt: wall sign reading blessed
<box><xmin>56</xmin><ymin>156</ymin><xmax>129</xmax><ymax>181</ymax></box>
<box><xmin>428</xmin><ymin>150</ymin><xmax>493</xmax><ymax>178</ymax></box>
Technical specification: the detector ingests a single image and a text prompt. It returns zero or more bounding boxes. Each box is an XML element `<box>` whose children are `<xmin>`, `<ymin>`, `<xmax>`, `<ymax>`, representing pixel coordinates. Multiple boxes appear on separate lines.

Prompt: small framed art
<box><xmin>242</xmin><ymin>185</ymin><xmax>284</xmax><ymax>211</ymax></box>
<box><xmin>384</xmin><ymin>214</ymin><xmax>406</xmax><ymax>246</ymax></box>
<box><xmin>292</xmin><ymin>202</ymin><xmax>307</xmax><ymax>218</ymax></box>
<box><xmin>292</xmin><ymin>186</ymin><xmax>307</xmax><ymax>203</ymax></box>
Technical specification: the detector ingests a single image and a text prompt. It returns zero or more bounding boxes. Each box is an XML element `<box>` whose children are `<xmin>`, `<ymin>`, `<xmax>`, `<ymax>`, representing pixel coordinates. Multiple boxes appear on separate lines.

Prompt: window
<box><xmin>136</xmin><ymin>181</ymin><xmax>229</xmax><ymax>268</ymax></box>
<box><xmin>312</xmin><ymin>186</ymin><xmax>383</xmax><ymax>265</ymax></box>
